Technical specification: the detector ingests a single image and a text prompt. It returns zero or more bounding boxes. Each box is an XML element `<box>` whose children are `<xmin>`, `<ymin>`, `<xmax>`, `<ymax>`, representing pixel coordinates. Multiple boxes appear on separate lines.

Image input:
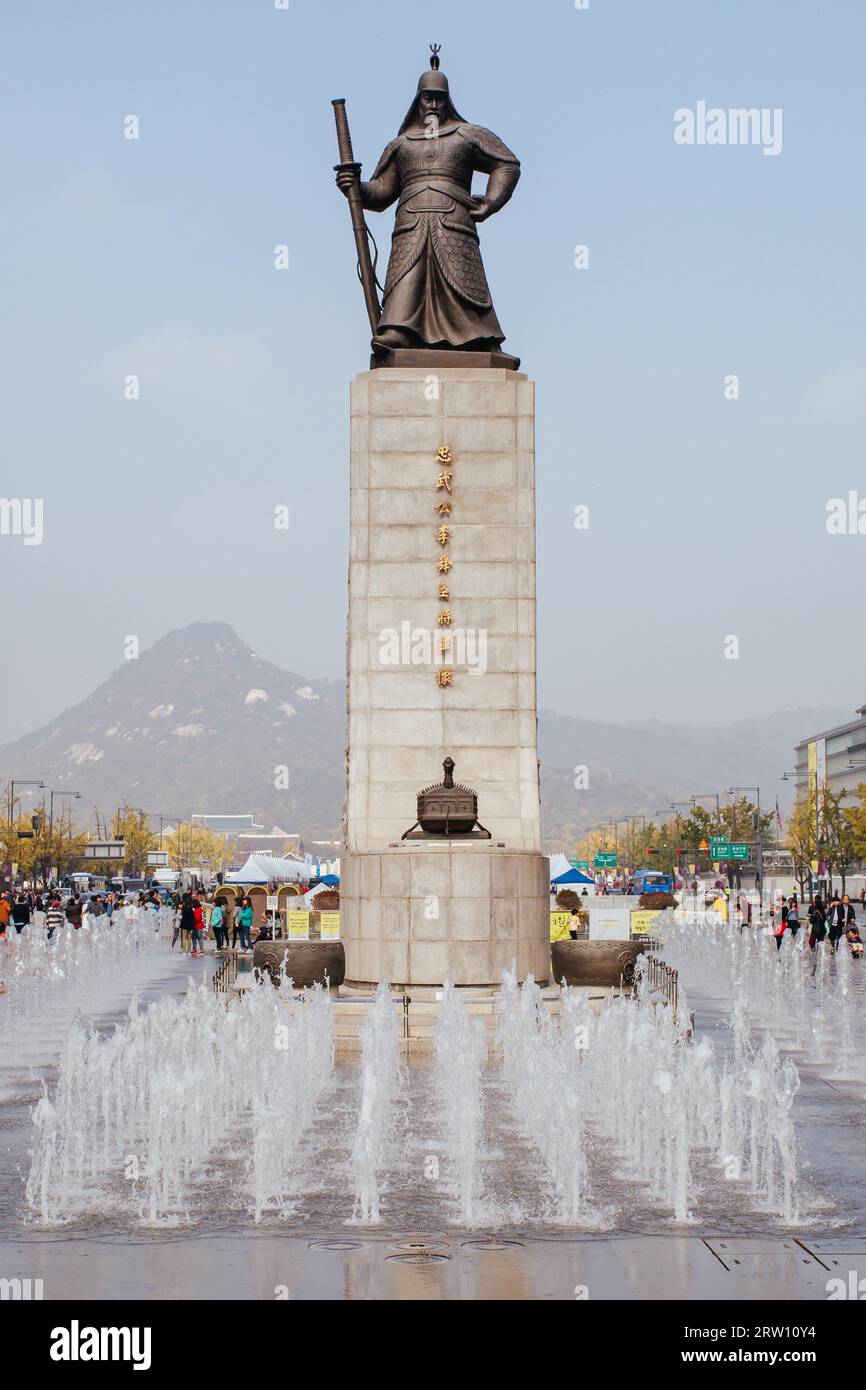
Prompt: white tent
<box><xmin>226</xmin><ymin>853</ymin><xmax>311</xmax><ymax>885</ymax></box>
<box><xmin>547</xmin><ymin>852</ymin><xmax>573</xmax><ymax>880</ymax></box>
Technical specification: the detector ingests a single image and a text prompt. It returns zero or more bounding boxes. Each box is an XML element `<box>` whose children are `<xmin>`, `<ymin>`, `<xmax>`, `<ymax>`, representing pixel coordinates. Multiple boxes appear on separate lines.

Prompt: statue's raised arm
<box><xmin>335</xmin><ymin>46</ymin><xmax>521</xmax><ymax>367</ymax></box>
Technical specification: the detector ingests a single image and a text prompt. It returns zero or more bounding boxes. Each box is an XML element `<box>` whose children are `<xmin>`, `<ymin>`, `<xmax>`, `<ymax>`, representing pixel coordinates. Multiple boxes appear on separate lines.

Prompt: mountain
<box><xmin>0</xmin><ymin>622</ymin><xmax>346</xmax><ymax>841</ymax></box>
<box><xmin>0</xmin><ymin>622</ymin><xmax>846</xmax><ymax>849</ymax></box>
<box><xmin>536</xmin><ymin>707</ymin><xmax>847</xmax><ymax>850</ymax></box>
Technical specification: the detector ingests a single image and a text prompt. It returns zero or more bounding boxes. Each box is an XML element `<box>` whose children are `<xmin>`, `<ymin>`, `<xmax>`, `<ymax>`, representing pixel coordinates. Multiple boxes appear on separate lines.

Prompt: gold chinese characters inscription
<box><xmin>436</xmin><ymin>444</ymin><xmax>456</xmax><ymax>684</ymax></box>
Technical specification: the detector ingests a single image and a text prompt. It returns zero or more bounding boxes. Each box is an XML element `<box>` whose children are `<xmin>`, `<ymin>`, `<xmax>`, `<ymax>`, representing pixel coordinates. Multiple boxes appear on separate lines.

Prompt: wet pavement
<box><xmin>1</xmin><ymin>945</ymin><xmax>864</xmax><ymax>1300</ymax></box>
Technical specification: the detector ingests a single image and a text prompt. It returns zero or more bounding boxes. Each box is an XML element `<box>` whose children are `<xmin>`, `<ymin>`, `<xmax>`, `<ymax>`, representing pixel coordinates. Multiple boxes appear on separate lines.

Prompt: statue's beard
<box><xmin>398</xmin><ymin>94</ymin><xmax>466</xmax><ymax>136</ymax></box>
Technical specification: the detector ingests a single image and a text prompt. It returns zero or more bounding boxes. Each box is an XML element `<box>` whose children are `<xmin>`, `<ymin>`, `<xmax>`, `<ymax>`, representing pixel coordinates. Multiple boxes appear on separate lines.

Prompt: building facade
<box><xmin>794</xmin><ymin>705</ymin><xmax>866</xmax><ymax>805</ymax></box>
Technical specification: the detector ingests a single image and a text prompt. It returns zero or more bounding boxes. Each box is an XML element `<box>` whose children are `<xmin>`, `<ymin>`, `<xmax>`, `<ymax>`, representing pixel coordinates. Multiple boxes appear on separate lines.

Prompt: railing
<box><xmin>641</xmin><ymin>952</ymin><xmax>679</xmax><ymax>1016</ymax></box>
<box><xmin>212</xmin><ymin>952</ymin><xmax>239</xmax><ymax>996</ymax></box>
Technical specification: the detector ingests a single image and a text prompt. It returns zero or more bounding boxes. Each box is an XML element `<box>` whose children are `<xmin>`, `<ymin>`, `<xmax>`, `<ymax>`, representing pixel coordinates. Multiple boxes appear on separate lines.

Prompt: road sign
<box><xmin>709</xmin><ymin>836</ymin><xmax>730</xmax><ymax>849</ymax></box>
<box><xmin>594</xmin><ymin>852</ymin><xmax>617</xmax><ymax>868</ymax></box>
<box><xmin>699</xmin><ymin>839</ymin><xmax>710</xmax><ymax>852</ymax></box>
<box><xmin>573</xmin><ymin>860</ymin><xmax>589</xmax><ymax>870</ymax></box>
<box><xmin>715</xmin><ymin>842</ymin><xmax>750</xmax><ymax>861</ymax></box>
<box><xmin>147</xmin><ymin>850</ymin><xmax>168</xmax><ymax>867</ymax></box>
<box><xmin>84</xmin><ymin>840</ymin><xmax>126</xmax><ymax>860</ymax></box>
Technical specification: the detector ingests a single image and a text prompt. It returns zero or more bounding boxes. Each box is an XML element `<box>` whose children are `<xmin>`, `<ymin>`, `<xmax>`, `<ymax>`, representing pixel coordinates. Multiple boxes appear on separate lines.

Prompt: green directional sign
<box><xmin>594</xmin><ymin>852</ymin><xmax>617</xmax><ymax>868</ymax></box>
<box><xmin>709</xmin><ymin>836</ymin><xmax>730</xmax><ymax>849</ymax></box>
<box><xmin>573</xmin><ymin>859</ymin><xmax>589</xmax><ymax>871</ymax></box>
<box><xmin>715</xmin><ymin>842</ymin><xmax>750</xmax><ymax>861</ymax></box>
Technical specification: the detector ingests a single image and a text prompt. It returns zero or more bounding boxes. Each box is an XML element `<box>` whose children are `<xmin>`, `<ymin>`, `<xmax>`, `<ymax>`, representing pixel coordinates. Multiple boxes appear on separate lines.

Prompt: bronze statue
<box><xmin>334</xmin><ymin>47</ymin><xmax>520</xmax><ymax>366</ymax></box>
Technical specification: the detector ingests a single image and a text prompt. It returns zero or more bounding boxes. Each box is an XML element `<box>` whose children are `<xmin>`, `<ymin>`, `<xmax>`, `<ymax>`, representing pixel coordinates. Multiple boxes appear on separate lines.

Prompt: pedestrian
<box><xmin>223</xmin><ymin>895</ymin><xmax>237</xmax><ymax>950</ymax></box>
<box><xmin>827</xmin><ymin>892</ymin><xmax>845</xmax><ymax>954</ymax></box>
<box><xmin>787</xmin><ymin>895</ymin><xmax>800</xmax><ymax>939</ymax></box>
<box><xmin>772</xmin><ymin>905</ymin><xmax>786</xmax><ymax>952</ymax></box>
<box><xmin>0</xmin><ymin>893</ymin><xmax>10</xmax><ymax>936</ymax></box>
<box><xmin>11</xmin><ymin>894</ymin><xmax>31</xmax><ymax>933</ymax></box>
<box><xmin>210</xmin><ymin>899</ymin><xmax>225</xmax><ymax>950</ymax></box>
<box><xmin>568</xmin><ymin>906</ymin><xmax>580</xmax><ymax>940</ymax></box>
<box><xmin>845</xmin><ymin>923</ymin><xmax>864</xmax><ymax>959</ymax></box>
<box><xmin>45</xmin><ymin>895</ymin><xmax>65</xmax><ymax>940</ymax></box>
<box><xmin>238</xmin><ymin>897</ymin><xmax>254</xmax><ymax>951</ymax></box>
<box><xmin>190</xmin><ymin>897</ymin><xmax>205</xmax><ymax>956</ymax></box>
<box><xmin>179</xmin><ymin>893</ymin><xmax>195</xmax><ymax>952</ymax></box>
<box><xmin>808</xmin><ymin>896</ymin><xmax>827</xmax><ymax>953</ymax></box>
<box><xmin>171</xmin><ymin>902</ymin><xmax>183</xmax><ymax>950</ymax></box>
<box><xmin>32</xmin><ymin>895</ymin><xmax>46</xmax><ymax>935</ymax></box>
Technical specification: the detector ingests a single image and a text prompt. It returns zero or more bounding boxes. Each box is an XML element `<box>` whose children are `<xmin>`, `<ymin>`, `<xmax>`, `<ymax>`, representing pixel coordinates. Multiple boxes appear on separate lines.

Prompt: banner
<box><xmin>588</xmin><ymin>908</ymin><xmax>631</xmax><ymax>941</ymax></box>
<box><xmin>286</xmin><ymin>910</ymin><xmax>310</xmax><ymax>940</ymax></box>
<box><xmin>550</xmin><ymin>911</ymin><xmax>572</xmax><ymax>941</ymax></box>
<box><xmin>320</xmin><ymin>911</ymin><xmax>340</xmax><ymax>939</ymax></box>
<box><xmin>630</xmin><ymin>909</ymin><xmax>660</xmax><ymax>937</ymax></box>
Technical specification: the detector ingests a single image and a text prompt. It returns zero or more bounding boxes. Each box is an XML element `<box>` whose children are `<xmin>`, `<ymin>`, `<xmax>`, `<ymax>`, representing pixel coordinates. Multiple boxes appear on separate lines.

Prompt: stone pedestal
<box><xmin>341</xmin><ymin>843</ymin><xmax>549</xmax><ymax>988</ymax></box>
<box><xmin>343</xmin><ymin>367</ymin><xmax>548</xmax><ymax>986</ymax></box>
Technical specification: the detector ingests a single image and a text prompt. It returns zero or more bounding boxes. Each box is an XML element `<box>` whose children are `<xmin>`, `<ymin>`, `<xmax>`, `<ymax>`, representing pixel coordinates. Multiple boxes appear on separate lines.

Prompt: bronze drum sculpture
<box><xmin>253</xmin><ymin>940</ymin><xmax>346</xmax><ymax>989</ymax></box>
<box><xmin>551</xmin><ymin>939</ymin><xmax>650</xmax><ymax>990</ymax></box>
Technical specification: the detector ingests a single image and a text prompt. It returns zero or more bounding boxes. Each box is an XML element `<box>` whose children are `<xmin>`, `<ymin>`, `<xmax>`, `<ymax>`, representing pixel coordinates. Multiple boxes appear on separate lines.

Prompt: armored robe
<box><xmin>360</xmin><ymin>121</ymin><xmax>520</xmax><ymax>350</ymax></box>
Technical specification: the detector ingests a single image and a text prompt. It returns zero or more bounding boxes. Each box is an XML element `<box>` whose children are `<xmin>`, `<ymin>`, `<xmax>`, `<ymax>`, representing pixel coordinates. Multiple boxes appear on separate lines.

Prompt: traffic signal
<box><xmin>647</xmin><ymin>848</ymin><xmax>659</xmax><ymax>856</ymax></box>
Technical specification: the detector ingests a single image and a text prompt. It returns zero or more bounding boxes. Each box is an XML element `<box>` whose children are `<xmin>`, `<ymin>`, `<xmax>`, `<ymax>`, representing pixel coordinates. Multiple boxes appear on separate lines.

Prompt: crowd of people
<box><xmin>0</xmin><ymin>884</ymin><xmax>271</xmax><ymax>957</ymax></box>
<box><xmin>769</xmin><ymin>892</ymin><xmax>865</xmax><ymax>958</ymax></box>
<box><xmin>167</xmin><ymin>892</ymin><xmax>263</xmax><ymax>954</ymax></box>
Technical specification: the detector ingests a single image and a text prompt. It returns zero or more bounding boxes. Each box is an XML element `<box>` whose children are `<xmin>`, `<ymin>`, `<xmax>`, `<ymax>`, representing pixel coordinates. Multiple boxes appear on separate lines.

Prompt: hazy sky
<box><xmin>2</xmin><ymin>0</ymin><xmax>865</xmax><ymax>743</ymax></box>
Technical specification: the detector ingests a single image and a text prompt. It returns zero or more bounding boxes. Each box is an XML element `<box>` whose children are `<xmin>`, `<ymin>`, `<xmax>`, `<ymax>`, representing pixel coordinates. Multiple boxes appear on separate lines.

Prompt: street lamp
<box><xmin>669</xmin><ymin>801</ymin><xmax>693</xmax><ymax>868</ymax></box>
<box><xmin>624</xmin><ymin>815</ymin><xmax>646</xmax><ymax>865</ymax></box>
<box><xmin>782</xmin><ymin>768</ymin><xmax>820</xmax><ymax>899</ymax></box>
<box><xmin>48</xmin><ymin>790</ymin><xmax>81</xmax><ymax>883</ymax></box>
<box><xmin>691</xmin><ymin>793</ymin><xmax>721</xmax><ymax>829</ymax></box>
<box><xmin>6</xmin><ymin>779</ymin><xmax>45</xmax><ymax>884</ymax></box>
<box><xmin>727</xmin><ymin>785</ymin><xmax>762</xmax><ymax>893</ymax></box>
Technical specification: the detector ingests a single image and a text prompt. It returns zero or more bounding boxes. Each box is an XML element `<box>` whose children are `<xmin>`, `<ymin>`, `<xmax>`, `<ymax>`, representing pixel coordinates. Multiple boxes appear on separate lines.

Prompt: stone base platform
<box><xmin>340</xmin><ymin>842</ymin><xmax>549</xmax><ymax>987</ymax></box>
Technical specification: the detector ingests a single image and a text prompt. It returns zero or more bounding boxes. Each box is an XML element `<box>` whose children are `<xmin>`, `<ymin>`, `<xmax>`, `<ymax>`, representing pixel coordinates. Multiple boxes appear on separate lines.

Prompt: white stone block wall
<box><xmin>346</xmin><ymin>368</ymin><xmax>541</xmax><ymax>853</ymax></box>
<box><xmin>340</xmin><ymin>845</ymin><xmax>550</xmax><ymax>987</ymax></box>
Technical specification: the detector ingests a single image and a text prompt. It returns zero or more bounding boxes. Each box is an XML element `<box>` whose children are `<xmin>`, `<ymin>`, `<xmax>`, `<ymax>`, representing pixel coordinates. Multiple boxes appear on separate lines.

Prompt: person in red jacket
<box><xmin>191</xmin><ymin>898</ymin><xmax>205</xmax><ymax>956</ymax></box>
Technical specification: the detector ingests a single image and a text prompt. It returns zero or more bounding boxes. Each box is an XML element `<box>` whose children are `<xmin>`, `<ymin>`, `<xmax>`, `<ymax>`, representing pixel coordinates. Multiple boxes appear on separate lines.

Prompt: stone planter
<box><xmin>551</xmin><ymin>939</ymin><xmax>648</xmax><ymax>989</ymax></box>
<box><xmin>253</xmin><ymin>940</ymin><xmax>346</xmax><ymax>988</ymax></box>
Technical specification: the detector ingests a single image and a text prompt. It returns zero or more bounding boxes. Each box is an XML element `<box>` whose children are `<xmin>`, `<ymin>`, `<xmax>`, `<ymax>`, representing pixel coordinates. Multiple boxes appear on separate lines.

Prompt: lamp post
<box><xmin>727</xmin><ymin>785</ymin><xmax>762</xmax><ymax>894</ymax></box>
<box><xmin>691</xmin><ymin>792</ymin><xmax>721</xmax><ymax>830</ymax></box>
<box><xmin>670</xmin><ymin>801</ymin><xmax>693</xmax><ymax>874</ymax></box>
<box><xmin>6</xmin><ymin>779</ymin><xmax>45</xmax><ymax>885</ymax></box>
<box><xmin>782</xmin><ymin>767</ymin><xmax>820</xmax><ymax>901</ymax></box>
<box><xmin>48</xmin><ymin>790</ymin><xmax>81</xmax><ymax>885</ymax></box>
<box><xmin>625</xmin><ymin>814</ymin><xmax>646</xmax><ymax>868</ymax></box>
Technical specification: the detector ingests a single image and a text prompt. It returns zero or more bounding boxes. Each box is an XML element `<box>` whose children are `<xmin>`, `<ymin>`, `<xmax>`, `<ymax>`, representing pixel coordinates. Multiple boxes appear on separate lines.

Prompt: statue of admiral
<box><xmin>336</xmin><ymin>47</ymin><xmax>520</xmax><ymax>358</ymax></box>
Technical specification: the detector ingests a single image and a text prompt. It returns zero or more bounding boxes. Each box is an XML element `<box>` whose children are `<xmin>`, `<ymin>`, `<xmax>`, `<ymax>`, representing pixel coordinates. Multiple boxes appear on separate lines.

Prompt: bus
<box><xmin>628</xmin><ymin>868</ymin><xmax>672</xmax><ymax>896</ymax></box>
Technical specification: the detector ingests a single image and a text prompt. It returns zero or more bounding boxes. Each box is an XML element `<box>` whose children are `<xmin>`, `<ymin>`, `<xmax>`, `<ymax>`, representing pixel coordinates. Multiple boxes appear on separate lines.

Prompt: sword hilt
<box><xmin>332</xmin><ymin>99</ymin><xmax>356</xmax><ymax>166</ymax></box>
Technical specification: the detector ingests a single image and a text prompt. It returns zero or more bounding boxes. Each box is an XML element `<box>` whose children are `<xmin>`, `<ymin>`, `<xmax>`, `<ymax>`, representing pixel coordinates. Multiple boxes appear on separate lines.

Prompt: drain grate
<box><xmin>392</xmin><ymin>1238</ymin><xmax>450</xmax><ymax>1253</ymax></box>
<box><xmin>462</xmin><ymin>1237</ymin><xmax>524</xmax><ymax>1251</ymax></box>
<box><xmin>386</xmin><ymin>1251</ymin><xmax>451</xmax><ymax>1265</ymax></box>
<box><xmin>308</xmin><ymin>1239</ymin><xmax>365</xmax><ymax>1252</ymax></box>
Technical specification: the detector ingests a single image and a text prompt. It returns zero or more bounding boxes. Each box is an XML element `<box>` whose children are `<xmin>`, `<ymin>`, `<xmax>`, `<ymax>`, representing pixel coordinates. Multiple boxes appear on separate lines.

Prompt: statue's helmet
<box><xmin>399</xmin><ymin>46</ymin><xmax>465</xmax><ymax>133</ymax></box>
